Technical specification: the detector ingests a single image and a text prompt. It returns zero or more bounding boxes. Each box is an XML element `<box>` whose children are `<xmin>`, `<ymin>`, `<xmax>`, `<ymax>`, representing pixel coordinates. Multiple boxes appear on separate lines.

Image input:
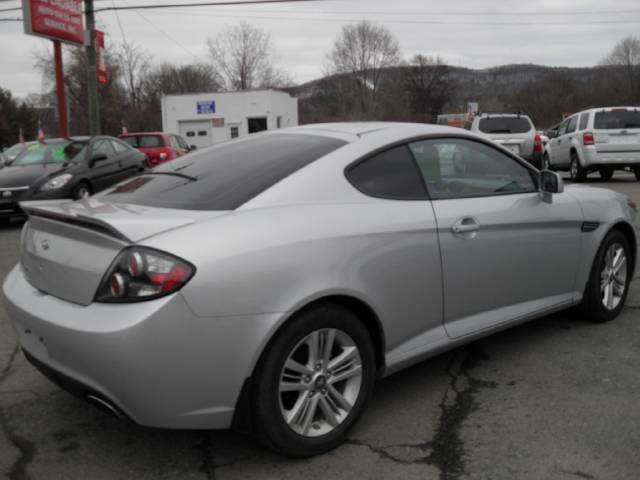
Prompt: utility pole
<box><xmin>84</xmin><ymin>0</ymin><xmax>100</xmax><ymax>134</ymax></box>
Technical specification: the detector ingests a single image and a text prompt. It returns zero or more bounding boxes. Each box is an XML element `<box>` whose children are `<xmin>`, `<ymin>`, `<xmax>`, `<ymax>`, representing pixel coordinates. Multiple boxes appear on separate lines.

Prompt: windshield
<box><xmin>594</xmin><ymin>110</ymin><xmax>640</xmax><ymax>130</ymax></box>
<box><xmin>12</xmin><ymin>141</ymin><xmax>74</xmax><ymax>166</ymax></box>
<box><xmin>478</xmin><ymin>117</ymin><xmax>533</xmax><ymax>134</ymax></box>
<box><xmin>2</xmin><ymin>143</ymin><xmax>26</xmax><ymax>160</ymax></box>
<box><xmin>98</xmin><ymin>133</ymin><xmax>347</xmax><ymax>210</ymax></box>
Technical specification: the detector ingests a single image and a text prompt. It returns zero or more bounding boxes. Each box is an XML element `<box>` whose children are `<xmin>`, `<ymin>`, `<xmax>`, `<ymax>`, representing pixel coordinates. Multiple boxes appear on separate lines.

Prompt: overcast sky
<box><xmin>1</xmin><ymin>0</ymin><xmax>639</xmax><ymax>98</ymax></box>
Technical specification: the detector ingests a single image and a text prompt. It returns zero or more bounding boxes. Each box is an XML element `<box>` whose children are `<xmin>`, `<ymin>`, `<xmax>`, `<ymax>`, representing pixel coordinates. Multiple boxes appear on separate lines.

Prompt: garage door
<box><xmin>179</xmin><ymin>121</ymin><xmax>212</xmax><ymax>149</ymax></box>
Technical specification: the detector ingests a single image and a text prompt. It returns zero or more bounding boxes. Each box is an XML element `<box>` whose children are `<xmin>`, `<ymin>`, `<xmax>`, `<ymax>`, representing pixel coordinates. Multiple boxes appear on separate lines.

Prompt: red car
<box><xmin>119</xmin><ymin>132</ymin><xmax>192</xmax><ymax>166</ymax></box>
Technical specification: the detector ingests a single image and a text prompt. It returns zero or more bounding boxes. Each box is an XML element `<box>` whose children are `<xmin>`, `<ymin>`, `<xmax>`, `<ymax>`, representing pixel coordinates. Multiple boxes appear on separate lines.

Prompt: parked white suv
<box><xmin>467</xmin><ymin>113</ymin><xmax>542</xmax><ymax>168</ymax></box>
<box><xmin>543</xmin><ymin>107</ymin><xmax>640</xmax><ymax>181</ymax></box>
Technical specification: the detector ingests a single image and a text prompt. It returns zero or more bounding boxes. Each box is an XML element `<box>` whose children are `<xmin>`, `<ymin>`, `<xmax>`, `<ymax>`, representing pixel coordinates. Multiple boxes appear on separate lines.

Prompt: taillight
<box><xmin>159</xmin><ymin>152</ymin><xmax>167</xmax><ymax>161</ymax></box>
<box><xmin>583</xmin><ymin>132</ymin><xmax>595</xmax><ymax>145</ymax></box>
<box><xmin>95</xmin><ymin>247</ymin><xmax>195</xmax><ymax>303</ymax></box>
<box><xmin>534</xmin><ymin>134</ymin><xmax>542</xmax><ymax>152</ymax></box>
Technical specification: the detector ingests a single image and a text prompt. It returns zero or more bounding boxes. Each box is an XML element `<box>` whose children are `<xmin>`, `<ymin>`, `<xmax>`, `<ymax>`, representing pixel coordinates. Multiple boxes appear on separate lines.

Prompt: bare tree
<box><xmin>602</xmin><ymin>35</ymin><xmax>640</xmax><ymax>103</ymax></box>
<box><xmin>206</xmin><ymin>22</ymin><xmax>290</xmax><ymax>90</ymax></box>
<box><xmin>327</xmin><ymin>20</ymin><xmax>401</xmax><ymax>118</ymax></box>
<box><xmin>405</xmin><ymin>54</ymin><xmax>453</xmax><ymax>122</ymax></box>
<box><xmin>118</xmin><ymin>41</ymin><xmax>152</xmax><ymax>109</ymax></box>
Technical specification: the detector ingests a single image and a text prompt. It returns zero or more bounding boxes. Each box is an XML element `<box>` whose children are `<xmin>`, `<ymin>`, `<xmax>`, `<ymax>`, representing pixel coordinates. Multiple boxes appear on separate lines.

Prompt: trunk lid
<box><xmin>19</xmin><ymin>198</ymin><xmax>227</xmax><ymax>305</ymax></box>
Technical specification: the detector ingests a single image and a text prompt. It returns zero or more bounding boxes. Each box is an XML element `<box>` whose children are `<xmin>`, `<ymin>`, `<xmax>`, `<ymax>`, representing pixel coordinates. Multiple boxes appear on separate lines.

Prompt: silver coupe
<box><xmin>3</xmin><ymin>123</ymin><xmax>637</xmax><ymax>457</ymax></box>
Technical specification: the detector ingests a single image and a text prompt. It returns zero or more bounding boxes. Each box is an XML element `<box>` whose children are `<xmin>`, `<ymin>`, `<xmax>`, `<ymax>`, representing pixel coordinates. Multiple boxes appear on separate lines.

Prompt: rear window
<box><xmin>98</xmin><ymin>134</ymin><xmax>347</xmax><ymax>210</ymax></box>
<box><xmin>122</xmin><ymin>135</ymin><xmax>165</xmax><ymax>148</ymax></box>
<box><xmin>478</xmin><ymin>117</ymin><xmax>532</xmax><ymax>134</ymax></box>
<box><xmin>594</xmin><ymin>110</ymin><xmax>640</xmax><ymax>130</ymax></box>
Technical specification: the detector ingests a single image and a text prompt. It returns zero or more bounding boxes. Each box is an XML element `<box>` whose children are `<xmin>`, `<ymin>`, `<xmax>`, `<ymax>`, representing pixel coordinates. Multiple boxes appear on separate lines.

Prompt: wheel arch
<box><xmin>231</xmin><ymin>293</ymin><xmax>387</xmax><ymax>433</ymax></box>
<box><xmin>610</xmin><ymin>221</ymin><xmax>637</xmax><ymax>277</ymax></box>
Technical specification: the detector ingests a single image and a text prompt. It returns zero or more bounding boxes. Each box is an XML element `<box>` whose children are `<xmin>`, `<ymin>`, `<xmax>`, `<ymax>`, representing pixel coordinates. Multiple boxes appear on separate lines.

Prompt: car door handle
<box><xmin>452</xmin><ymin>217</ymin><xmax>480</xmax><ymax>238</ymax></box>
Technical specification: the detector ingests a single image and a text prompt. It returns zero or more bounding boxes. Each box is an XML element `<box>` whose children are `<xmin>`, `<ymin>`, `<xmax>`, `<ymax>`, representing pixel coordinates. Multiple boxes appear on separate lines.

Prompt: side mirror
<box><xmin>546</xmin><ymin>130</ymin><xmax>558</xmax><ymax>139</ymax></box>
<box><xmin>189</xmin><ymin>145</ymin><xmax>197</xmax><ymax>151</ymax></box>
<box><xmin>539</xmin><ymin>170</ymin><xmax>564</xmax><ymax>203</ymax></box>
<box><xmin>90</xmin><ymin>153</ymin><xmax>108</xmax><ymax>167</ymax></box>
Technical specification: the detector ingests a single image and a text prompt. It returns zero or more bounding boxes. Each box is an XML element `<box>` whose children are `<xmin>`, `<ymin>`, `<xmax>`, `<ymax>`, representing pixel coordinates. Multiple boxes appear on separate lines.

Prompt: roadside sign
<box><xmin>22</xmin><ymin>0</ymin><xmax>84</xmax><ymax>45</ymax></box>
<box><xmin>197</xmin><ymin>101</ymin><xmax>216</xmax><ymax>114</ymax></box>
<box><xmin>96</xmin><ymin>30</ymin><xmax>108</xmax><ymax>85</ymax></box>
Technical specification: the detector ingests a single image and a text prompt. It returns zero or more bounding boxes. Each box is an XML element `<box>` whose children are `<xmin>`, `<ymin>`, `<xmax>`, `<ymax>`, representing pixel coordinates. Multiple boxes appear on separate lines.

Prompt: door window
<box><xmin>230</xmin><ymin>126</ymin><xmax>239</xmax><ymax>139</ymax></box>
<box><xmin>111</xmin><ymin>140</ymin><xmax>131</xmax><ymax>153</ymax></box>
<box><xmin>557</xmin><ymin>120</ymin><xmax>569</xmax><ymax>136</ymax></box>
<box><xmin>175</xmin><ymin>135</ymin><xmax>189</xmax><ymax>149</ymax></box>
<box><xmin>170</xmin><ymin>136</ymin><xmax>182</xmax><ymax>149</ymax></box>
<box><xmin>409</xmin><ymin>138</ymin><xmax>536</xmax><ymax>200</ymax></box>
<box><xmin>92</xmin><ymin>140</ymin><xmax>115</xmax><ymax>158</ymax></box>
<box><xmin>566</xmin><ymin>116</ymin><xmax>578</xmax><ymax>134</ymax></box>
<box><xmin>346</xmin><ymin>145</ymin><xmax>427</xmax><ymax>199</ymax></box>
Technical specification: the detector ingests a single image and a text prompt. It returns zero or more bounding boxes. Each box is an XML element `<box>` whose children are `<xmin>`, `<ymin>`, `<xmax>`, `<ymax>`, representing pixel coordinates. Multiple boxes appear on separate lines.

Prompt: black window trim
<box><xmin>344</xmin><ymin>143</ymin><xmax>430</xmax><ymax>201</ymax></box>
<box><xmin>344</xmin><ymin>133</ymin><xmax>540</xmax><ymax>202</ymax></box>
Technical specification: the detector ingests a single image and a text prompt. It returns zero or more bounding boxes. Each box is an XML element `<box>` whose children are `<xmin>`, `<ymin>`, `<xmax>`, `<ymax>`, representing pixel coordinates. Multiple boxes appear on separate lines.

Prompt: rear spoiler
<box><xmin>20</xmin><ymin>200</ymin><xmax>131</xmax><ymax>242</ymax></box>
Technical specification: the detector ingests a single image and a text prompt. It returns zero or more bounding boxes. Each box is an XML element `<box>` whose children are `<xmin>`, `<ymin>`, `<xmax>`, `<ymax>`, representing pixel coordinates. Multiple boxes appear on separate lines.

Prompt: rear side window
<box><xmin>594</xmin><ymin>110</ymin><xmax>640</xmax><ymax>129</ymax></box>
<box><xmin>98</xmin><ymin>134</ymin><xmax>347</xmax><ymax>210</ymax></box>
<box><xmin>347</xmin><ymin>145</ymin><xmax>427</xmax><ymax>199</ymax></box>
<box><xmin>579</xmin><ymin>113</ymin><xmax>589</xmax><ymax>130</ymax></box>
<box><xmin>478</xmin><ymin>117</ymin><xmax>532</xmax><ymax>134</ymax></box>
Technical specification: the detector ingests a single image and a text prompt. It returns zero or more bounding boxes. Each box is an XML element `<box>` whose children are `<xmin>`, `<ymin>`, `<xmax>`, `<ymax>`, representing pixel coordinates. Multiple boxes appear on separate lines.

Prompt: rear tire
<box><xmin>599</xmin><ymin>168</ymin><xmax>614</xmax><ymax>181</ymax></box>
<box><xmin>569</xmin><ymin>151</ymin><xmax>587</xmax><ymax>182</ymax></box>
<box><xmin>581</xmin><ymin>229</ymin><xmax>631</xmax><ymax>323</ymax></box>
<box><xmin>252</xmin><ymin>304</ymin><xmax>376</xmax><ymax>457</ymax></box>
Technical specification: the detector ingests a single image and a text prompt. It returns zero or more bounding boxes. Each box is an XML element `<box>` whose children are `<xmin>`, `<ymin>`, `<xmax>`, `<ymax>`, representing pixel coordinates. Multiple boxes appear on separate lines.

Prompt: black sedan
<box><xmin>0</xmin><ymin>136</ymin><xmax>147</xmax><ymax>220</ymax></box>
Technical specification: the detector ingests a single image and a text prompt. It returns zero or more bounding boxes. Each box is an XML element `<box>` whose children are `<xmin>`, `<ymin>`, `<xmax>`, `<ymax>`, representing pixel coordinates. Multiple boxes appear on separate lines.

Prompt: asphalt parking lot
<box><xmin>1</xmin><ymin>173</ymin><xmax>639</xmax><ymax>480</ymax></box>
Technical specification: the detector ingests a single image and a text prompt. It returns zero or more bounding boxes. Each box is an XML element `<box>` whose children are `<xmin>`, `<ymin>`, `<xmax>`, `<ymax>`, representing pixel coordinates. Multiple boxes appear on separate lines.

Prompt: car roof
<box><xmin>274</xmin><ymin>122</ymin><xmax>465</xmax><ymax>142</ymax></box>
<box><xmin>120</xmin><ymin>132</ymin><xmax>171</xmax><ymax>136</ymax></box>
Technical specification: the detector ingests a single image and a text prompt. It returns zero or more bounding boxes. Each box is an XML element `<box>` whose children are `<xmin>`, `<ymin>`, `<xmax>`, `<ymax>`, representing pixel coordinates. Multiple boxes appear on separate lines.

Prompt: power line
<box><xmin>111</xmin><ymin>0</ymin><xmax>127</xmax><ymax>42</ymax></box>
<box><xmin>134</xmin><ymin>9</ymin><xmax>200</xmax><ymax>60</ymax></box>
<box><xmin>140</xmin><ymin>9</ymin><xmax>640</xmax><ymax>26</ymax></box>
<box><xmin>92</xmin><ymin>0</ymin><xmax>323</xmax><ymax>13</ymax></box>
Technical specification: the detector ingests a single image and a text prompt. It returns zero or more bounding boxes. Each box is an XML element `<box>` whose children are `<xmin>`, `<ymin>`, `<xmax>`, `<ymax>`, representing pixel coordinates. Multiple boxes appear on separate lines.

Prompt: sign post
<box><xmin>22</xmin><ymin>0</ymin><xmax>84</xmax><ymax>138</ymax></box>
<box><xmin>53</xmin><ymin>40</ymin><xmax>68</xmax><ymax>137</ymax></box>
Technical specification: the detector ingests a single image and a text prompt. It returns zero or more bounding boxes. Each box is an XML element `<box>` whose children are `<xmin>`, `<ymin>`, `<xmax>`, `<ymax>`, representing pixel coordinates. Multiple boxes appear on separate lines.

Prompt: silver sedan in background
<box><xmin>2</xmin><ymin>123</ymin><xmax>636</xmax><ymax>457</ymax></box>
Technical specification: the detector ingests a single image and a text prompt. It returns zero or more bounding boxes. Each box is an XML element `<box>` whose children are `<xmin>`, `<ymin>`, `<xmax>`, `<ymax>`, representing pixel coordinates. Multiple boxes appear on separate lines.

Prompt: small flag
<box><xmin>36</xmin><ymin>121</ymin><xmax>45</xmax><ymax>143</ymax></box>
<box><xmin>121</xmin><ymin>120</ymin><xmax>128</xmax><ymax>135</ymax></box>
<box><xmin>19</xmin><ymin>128</ymin><xmax>24</xmax><ymax>144</ymax></box>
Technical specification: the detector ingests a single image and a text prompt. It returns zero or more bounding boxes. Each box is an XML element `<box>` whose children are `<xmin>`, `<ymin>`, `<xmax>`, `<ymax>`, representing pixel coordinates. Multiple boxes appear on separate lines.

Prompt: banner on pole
<box><xmin>96</xmin><ymin>30</ymin><xmax>108</xmax><ymax>85</ymax></box>
<box><xmin>22</xmin><ymin>0</ymin><xmax>84</xmax><ymax>45</ymax></box>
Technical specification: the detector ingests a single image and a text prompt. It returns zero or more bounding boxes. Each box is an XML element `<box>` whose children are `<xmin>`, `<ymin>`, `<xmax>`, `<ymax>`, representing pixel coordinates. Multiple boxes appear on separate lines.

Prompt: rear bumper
<box><xmin>583</xmin><ymin>147</ymin><xmax>640</xmax><ymax>166</ymax></box>
<box><xmin>2</xmin><ymin>265</ymin><xmax>281</xmax><ymax>429</ymax></box>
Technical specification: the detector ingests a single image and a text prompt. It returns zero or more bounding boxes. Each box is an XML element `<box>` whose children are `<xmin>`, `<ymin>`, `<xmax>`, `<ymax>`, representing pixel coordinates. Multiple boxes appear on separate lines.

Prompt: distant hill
<box><xmin>288</xmin><ymin>63</ymin><xmax>628</xmax><ymax>128</ymax></box>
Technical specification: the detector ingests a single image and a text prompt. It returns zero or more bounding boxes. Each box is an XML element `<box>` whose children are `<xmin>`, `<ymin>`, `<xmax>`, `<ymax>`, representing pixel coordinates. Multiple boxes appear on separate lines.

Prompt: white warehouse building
<box><xmin>161</xmin><ymin>89</ymin><xmax>298</xmax><ymax>149</ymax></box>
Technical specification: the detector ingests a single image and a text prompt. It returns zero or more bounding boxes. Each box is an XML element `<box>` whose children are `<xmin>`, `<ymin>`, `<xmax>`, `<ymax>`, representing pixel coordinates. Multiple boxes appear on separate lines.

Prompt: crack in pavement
<box><xmin>347</xmin><ymin>344</ymin><xmax>496</xmax><ymax>480</ymax></box>
<box><xmin>198</xmin><ymin>432</ymin><xmax>217</xmax><ymax>480</ymax></box>
<box><xmin>1</xmin><ymin>343</ymin><xmax>39</xmax><ymax>480</ymax></box>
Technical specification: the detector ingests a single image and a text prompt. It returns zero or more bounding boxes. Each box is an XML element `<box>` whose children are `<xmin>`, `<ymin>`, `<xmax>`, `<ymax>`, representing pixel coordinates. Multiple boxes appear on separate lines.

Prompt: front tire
<box><xmin>569</xmin><ymin>151</ymin><xmax>587</xmax><ymax>182</ymax></box>
<box><xmin>581</xmin><ymin>229</ymin><xmax>631</xmax><ymax>322</ymax></box>
<box><xmin>72</xmin><ymin>182</ymin><xmax>92</xmax><ymax>200</ymax></box>
<box><xmin>252</xmin><ymin>304</ymin><xmax>376</xmax><ymax>457</ymax></box>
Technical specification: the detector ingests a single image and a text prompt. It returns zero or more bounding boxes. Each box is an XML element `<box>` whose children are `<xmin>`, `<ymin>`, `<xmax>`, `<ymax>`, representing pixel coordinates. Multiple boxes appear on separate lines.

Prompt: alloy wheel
<box><xmin>278</xmin><ymin>328</ymin><xmax>362</xmax><ymax>437</ymax></box>
<box><xmin>600</xmin><ymin>243</ymin><xmax>627</xmax><ymax>311</ymax></box>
